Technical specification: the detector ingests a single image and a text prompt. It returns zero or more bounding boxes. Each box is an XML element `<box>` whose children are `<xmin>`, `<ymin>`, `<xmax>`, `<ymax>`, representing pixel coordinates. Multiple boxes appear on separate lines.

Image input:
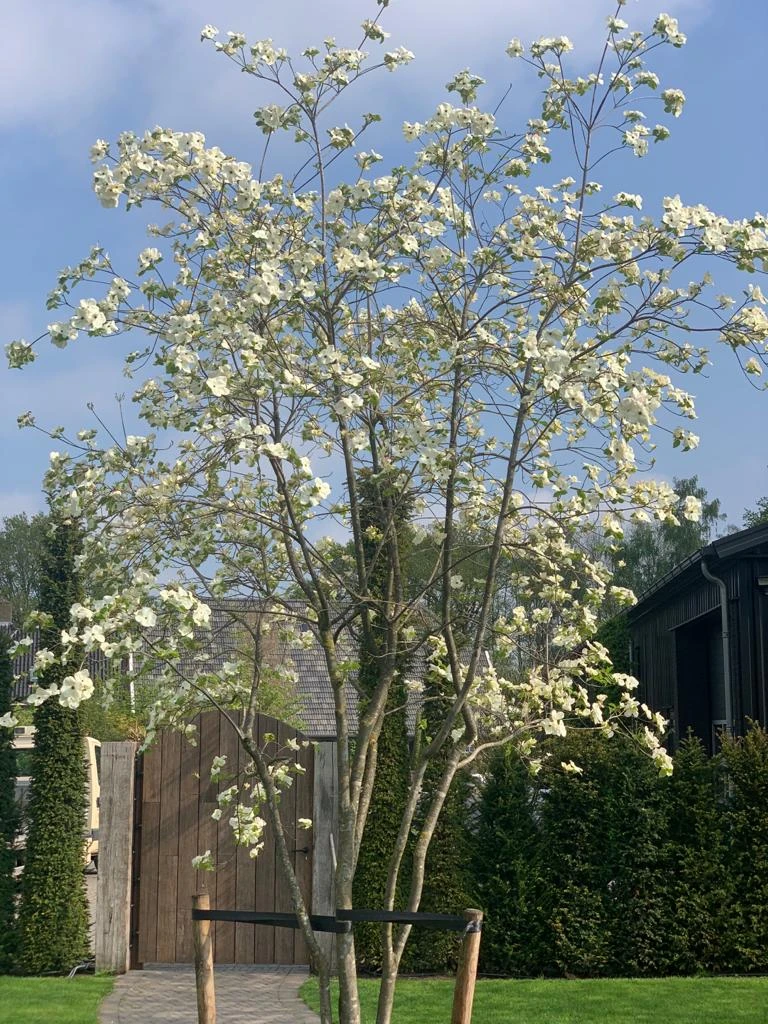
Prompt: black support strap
<box><xmin>191</xmin><ymin>909</ymin><xmax>350</xmax><ymax>933</ymax></box>
<box><xmin>336</xmin><ymin>909</ymin><xmax>469</xmax><ymax>931</ymax></box>
<box><xmin>192</xmin><ymin>907</ymin><xmax>482</xmax><ymax>933</ymax></box>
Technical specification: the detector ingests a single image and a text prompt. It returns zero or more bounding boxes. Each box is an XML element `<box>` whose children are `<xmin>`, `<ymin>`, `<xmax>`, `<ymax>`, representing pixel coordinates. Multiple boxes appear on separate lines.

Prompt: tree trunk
<box><xmin>336</xmin><ymin>930</ymin><xmax>361</xmax><ymax>1024</ymax></box>
<box><xmin>316</xmin><ymin>959</ymin><xmax>334</xmax><ymax>1024</ymax></box>
<box><xmin>375</xmin><ymin>943</ymin><xmax>402</xmax><ymax>1024</ymax></box>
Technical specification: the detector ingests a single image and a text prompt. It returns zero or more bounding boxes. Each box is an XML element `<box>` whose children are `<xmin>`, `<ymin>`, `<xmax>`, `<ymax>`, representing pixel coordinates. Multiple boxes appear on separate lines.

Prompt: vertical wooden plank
<box><xmin>293</xmin><ymin>736</ymin><xmax>314</xmax><ymax>965</ymax></box>
<box><xmin>234</xmin><ymin>718</ymin><xmax>256</xmax><ymax>964</ymax></box>
<box><xmin>156</xmin><ymin>729</ymin><xmax>182</xmax><ymax>962</ymax></box>
<box><xmin>137</xmin><ymin>741</ymin><xmax>162</xmax><ymax>965</ymax></box>
<box><xmin>95</xmin><ymin>741</ymin><xmax>137</xmax><ymax>973</ymax></box>
<box><xmin>175</xmin><ymin>716</ymin><xmax>202</xmax><ymax>962</ymax></box>
<box><xmin>197</xmin><ymin>711</ymin><xmax>221</xmax><ymax>963</ymax></box>
<box><xmin>254</xmin><ymin>715</ymin><xmax>277</xmax><ymax>964</ymax></box>
<box><xmin>274</xmin><ymin>720</ymin><xmax>297</xmax><ymax>964</ymax></box>
<box><xmin>311</xmin><ymin>741</ymin><xmax>338</xmax><ymax>967</ymax></box>
<box><xmin>213</xmin><ymin>711</ymin><xmax>240</xmax><ymax>962</ymax></box>
<box><xmin>197</xmin><ymin>710</ymin><xmax>221</xmax><ymax>901</ymax></box>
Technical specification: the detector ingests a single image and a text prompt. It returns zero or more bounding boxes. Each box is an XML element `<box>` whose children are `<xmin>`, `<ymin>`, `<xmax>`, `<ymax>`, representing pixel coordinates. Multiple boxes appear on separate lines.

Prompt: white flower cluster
<box><xmin>12</xmin><ymin>7</ymin><xmax>768</xmax><ymax>858</ymax></box>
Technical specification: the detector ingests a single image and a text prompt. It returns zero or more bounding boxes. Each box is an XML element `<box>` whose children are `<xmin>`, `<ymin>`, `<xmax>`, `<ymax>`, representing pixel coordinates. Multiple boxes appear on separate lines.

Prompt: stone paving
<box><xmin>99</xmin><ymin>965</ymin><xmax>319</xmax><ymax>1024</ymax></box>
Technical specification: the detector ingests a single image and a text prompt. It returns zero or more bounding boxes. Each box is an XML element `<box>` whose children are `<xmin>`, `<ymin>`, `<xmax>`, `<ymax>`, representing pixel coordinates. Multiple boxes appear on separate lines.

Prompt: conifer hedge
<box><xmin>402</xmin><ymin>658</ymin><xmax>471</xmax><ymax>974</ymax></box>
<box><xmin>16</xmin><ymin>517</ymin><xmax>90</xmax><ymax>975</ymax></box>
<box><xmin>352</xmin><ymin>473</ymin><xmax>413</xmax><ymax>972</ymax></box>
<box><xmin>474</xmin><ymin>725</ymin><xmax>768</xmax><ymax>979</ymax></box>
<box><xmin>0</xmin><ymin>631</ymin><xmax>19</xmax><ymax>971</ymax></box>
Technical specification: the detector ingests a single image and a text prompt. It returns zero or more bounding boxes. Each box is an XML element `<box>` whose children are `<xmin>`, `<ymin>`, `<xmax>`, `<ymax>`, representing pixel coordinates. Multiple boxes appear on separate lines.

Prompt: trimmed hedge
<box><xmin>474</xmin><ymin>726</ymin><xmax>768</xmax><ymax>979</ymax></box>
<box><xmin>0</xmin><ymin>632</ymin><xmax>19</xmax><ymax>972</ymax></box>
<box><xmin>352</xmin><ymin>473</ymin><xmax>413</xmax><ymax>972</ymax></box>
<box><xmin>402</xmin><ymin>660</ymin><xmax>472</xmax><ymax>974</ymax></box>
<box><xmin>16</xmin><ymin>517</ymin><xmax>90</xmax><ymax>975</ymax></box>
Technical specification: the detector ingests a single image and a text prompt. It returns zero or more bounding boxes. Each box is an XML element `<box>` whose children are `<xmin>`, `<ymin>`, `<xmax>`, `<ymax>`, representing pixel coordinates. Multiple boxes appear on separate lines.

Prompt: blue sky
<box><xmin>0</xmin><ymin>0</ymin><xmax>767</xmax><ymax>526</ymax></box>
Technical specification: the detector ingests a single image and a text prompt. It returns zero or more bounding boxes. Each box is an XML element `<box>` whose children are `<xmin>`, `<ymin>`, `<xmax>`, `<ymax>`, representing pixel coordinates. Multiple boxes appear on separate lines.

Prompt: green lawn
<box><xmin>301</xmin><ymin>975</ymin><xmax>768</xmax><ymax>1023</ymax></box>
<box><xmin>0</xmin><ymin>976</ymin><xmax>114</xmax><ymax>1024</ymax></box>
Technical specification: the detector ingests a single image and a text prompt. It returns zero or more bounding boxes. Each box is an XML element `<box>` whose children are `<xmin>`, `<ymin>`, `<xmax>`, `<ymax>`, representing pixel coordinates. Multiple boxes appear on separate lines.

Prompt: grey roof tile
<box><xmin>6</xmin><ymin>604</ymin><xmax>428</xmax><ymax>739</ymax></box>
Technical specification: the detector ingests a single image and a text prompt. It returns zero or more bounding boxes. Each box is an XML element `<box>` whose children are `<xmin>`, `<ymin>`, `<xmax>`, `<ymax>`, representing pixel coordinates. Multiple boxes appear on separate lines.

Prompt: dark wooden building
<box><xmin>627</xmin><ymin>522</ymin><xmax>768</xmax><ymax>751</ymax></box>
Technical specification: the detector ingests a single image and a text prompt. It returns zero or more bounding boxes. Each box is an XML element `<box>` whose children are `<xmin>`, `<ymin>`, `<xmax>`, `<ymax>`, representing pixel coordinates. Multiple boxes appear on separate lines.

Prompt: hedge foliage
<box><xmin>473</xmin><ymin>725</ymin><xmax>768</xmax><ymax>978</ymax></box>
<box><xmin>352</xmin><ymin>473</ymin><xmax>413</xmax><ymax>972</ymax></box>
<box><xmin>16</xmin><ymin>517</ymin><xmax>90</xmax><ymax>975</ymax></box>
<box><xmin>0</xmin><ymin>632</ymin><xmax>19</xmax><ymax>972</ymax></box>
<box><xmin>402</xmin><ymin>658</ymin><xmax>471</xmax><ymax>974</ymax></box>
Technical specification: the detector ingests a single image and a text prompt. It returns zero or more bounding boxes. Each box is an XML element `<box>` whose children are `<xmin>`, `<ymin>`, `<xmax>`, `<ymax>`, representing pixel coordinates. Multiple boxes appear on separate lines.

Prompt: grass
<box><xmin>301</xmin><ymin>975</ymin><xmax>768</xmax><ymax>1023</ymax></box>
<box><xmin>0</xmin><ymin>976</ymin><xmax>114</xmax><ymax>1024</ymax></box>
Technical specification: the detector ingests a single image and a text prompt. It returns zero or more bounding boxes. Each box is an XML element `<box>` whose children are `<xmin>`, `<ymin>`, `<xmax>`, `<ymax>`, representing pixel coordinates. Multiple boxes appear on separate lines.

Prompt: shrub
<box><xmin>476</xmin><ymin>732</ymin><xmax>674</xmax><ymax>977</ymax></box>
<box><xmin>16</xmin><ymin>517</ymin><xmax>90</xmax><ymax>975</ymax></box>
<box><xmin>352</xmin><ymin>473</ymin><xmax>413</xmax><ymax>972</ymax></box>
<box><xmin>403</xmin><ymin>660</ymin><xmax>472</xmax><ymax>975</ymax></box>
<box><xmin>664</xmin><ymin>733</ymin><xmax>732</xmax><ymax>973</ymax></box>
<box><xmin>473</xmin><ymin>722</ymin><xmax>768</xmax><ymax>980</ymax></box>
<box><xmin>0</xmin><ymin>632</ymin><xmax>19</xmax><ymax>971</ymax></box>
<box><xmin>720</xmin><ymin>724</ymin><xmax>768</xmax><ymax>973</ymax></box>
<box><xmin>473</xmin><ymin>747</ymin><xmax>546</xmax><ymax>977</ymax></box>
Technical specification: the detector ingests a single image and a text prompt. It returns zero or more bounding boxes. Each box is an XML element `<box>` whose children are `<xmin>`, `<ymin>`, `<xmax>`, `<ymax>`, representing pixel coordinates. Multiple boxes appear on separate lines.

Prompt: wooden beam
<box><xmin>95</xmin><ymin>741</ymin><xmax>138</xmax><ymax>973</ymax></box>
<box><xmin>311</xmin><ymin>741</ymin><xmax>337</xmax><ymax>969</ymax></box>
<box><xmin>451</xmin><ymin>909</ymin><xmax>483</xmax><ymax>1024</ymax></box>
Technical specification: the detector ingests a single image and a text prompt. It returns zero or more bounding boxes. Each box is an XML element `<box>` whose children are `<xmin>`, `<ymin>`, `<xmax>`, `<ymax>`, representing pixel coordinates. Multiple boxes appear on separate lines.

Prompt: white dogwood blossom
<box><xmin>7</xmin><ymin>10</ymin><xmax>768</xmax><ymax>1023</ymax></box>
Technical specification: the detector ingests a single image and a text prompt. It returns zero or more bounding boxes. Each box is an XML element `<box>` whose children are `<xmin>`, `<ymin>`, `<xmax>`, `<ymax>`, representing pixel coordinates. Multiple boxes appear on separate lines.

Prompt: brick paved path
<box><xmin>99</xmin><ymin>965</ymin><xmax>318</xmax><ymax>1023</ymax></box>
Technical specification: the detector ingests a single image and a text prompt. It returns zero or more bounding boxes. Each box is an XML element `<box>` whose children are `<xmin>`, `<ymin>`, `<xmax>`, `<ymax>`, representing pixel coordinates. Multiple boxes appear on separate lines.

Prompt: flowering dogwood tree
<box><xmin>7</xmin><ymin>3</ymin><xmax>768</xmax><ymax>1021</ymax></box>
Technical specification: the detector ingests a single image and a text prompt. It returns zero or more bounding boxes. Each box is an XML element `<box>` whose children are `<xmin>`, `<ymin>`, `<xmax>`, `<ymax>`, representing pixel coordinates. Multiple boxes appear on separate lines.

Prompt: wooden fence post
<box><xmin>450</xmin><ymin>908</ymin><xmax>483</xmax><ymax>1024</ymax></box>
<box><xmin>95</xmin><ymin>741</ymin><xmax>137</xmax><ymax>973</ymax></box>
<box><xmin>312</xmin><ymin>740</ymin><xmax>338</xmax><ymax>971</ymax></box>
<box><xmin>193</xmin><ymin>893</ymin><xmax>216</xmax><ymax>1024</ymax></box>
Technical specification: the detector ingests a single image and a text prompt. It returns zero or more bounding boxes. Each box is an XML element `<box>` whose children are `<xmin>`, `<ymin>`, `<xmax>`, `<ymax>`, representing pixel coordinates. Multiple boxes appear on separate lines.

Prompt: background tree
<box><xmin>0</xmin><ymin>513</ymin><xmax>48</xmax><ymax>626</ymax></box>
<box><xmin>16</xmin><ymin>516</ymin><xmax>90</xmax><ymax>975</ymax></box>
<box><xmin>611</xmin><ymin>476</ymin><xmax>726</xmax><ymax>599</ymax></box>
<box><xmin>593</xmin><ymin>613</ymin><xmax>632</xmax><ymax>674</ymax></box>
<box><xmin>596</xmin><ymin>476</ymin><xmax>726</xmax><ymax>668</ymax></box>
<box><xmin>8</xmin><ymin>8</ymin><xmax>768</xmax><ymax>1023</ymax></box>
<box><xmin>743</xmin><ymin>495</ymin><xmax>768</xmax><ymax>529</ymax></box>
<box><xmin>0</xmin><ymin>631</ymin><xmax>19</xmax><ymax>971</ymax></box>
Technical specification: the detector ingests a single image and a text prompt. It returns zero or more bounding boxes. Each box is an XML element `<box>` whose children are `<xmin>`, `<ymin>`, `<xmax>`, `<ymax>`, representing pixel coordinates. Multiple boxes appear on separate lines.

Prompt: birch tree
<box><xmin>7</xmin><ymin>3</ymin><xmax>768</xmax><ymax>1021</ymax></box>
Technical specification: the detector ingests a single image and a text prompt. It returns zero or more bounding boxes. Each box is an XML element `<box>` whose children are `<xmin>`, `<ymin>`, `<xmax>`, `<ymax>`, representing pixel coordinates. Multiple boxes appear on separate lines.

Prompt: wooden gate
<box><xmin>133</xmin><ymin>711</ymin><xmax>314</xmax><ymax>966</ymax></box>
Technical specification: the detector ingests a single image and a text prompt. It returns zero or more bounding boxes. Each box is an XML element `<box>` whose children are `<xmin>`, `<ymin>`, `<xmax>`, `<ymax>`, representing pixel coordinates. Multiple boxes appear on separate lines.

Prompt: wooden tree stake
<box><xmin>193</xmin><ymin>893</ymin><xmax>216</xmax><ymax>1024</ymax></box>
<box><xmin>450</xmin><ymin>908</ymin><xmax>483</xmax><ymax>1024</ymax></box>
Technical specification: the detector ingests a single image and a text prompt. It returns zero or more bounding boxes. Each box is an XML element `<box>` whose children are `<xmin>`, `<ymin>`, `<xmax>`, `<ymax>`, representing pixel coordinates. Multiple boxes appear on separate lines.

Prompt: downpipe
<box><xmin>701</xmin><ymin>558</ymin><xmax>734</xmax><ymax>735</ymax></box>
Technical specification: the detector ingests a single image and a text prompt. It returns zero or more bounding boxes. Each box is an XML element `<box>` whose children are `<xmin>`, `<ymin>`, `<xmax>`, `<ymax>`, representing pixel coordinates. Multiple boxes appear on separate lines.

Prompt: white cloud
<box><xmin>1</xmin><ymin>0</ymin><xmax>712</xmax><ymax>138</ymax></box>
<box><xmin>0</xmin><ymin>1</ymin><xmax>154</xmax><ymax>132</ymax></box>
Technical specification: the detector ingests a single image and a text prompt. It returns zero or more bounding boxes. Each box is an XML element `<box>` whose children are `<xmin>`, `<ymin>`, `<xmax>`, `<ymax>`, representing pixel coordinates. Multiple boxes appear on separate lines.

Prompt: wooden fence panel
<box><xmin>134</xmin><ymin>710</ymin><xmax>314</xmax><ymax>965</ymax></box>
<box><xmin>234</xmin><ymin>722</ymin><xmax>256</xmax><ymax>966</ymax></box>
